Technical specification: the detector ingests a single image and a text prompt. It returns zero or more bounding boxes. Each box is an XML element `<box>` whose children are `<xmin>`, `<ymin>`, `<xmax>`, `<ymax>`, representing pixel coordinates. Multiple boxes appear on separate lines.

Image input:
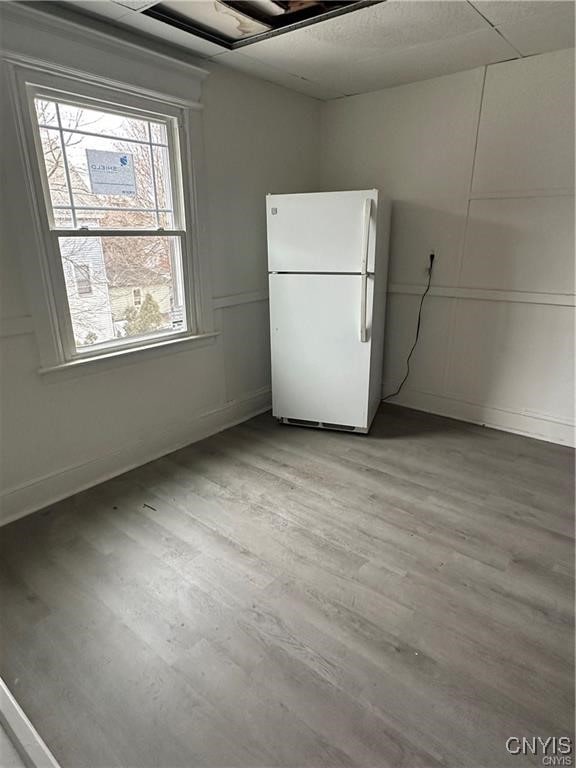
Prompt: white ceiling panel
<box><xmin>295</xmin><ymin>0</ymin><xmax>491</xmax><ymax>49</ymax></box>
<box><xmin>258</xmin><ymin>27</ymin><xmax>518</xmax><ymax>96</ymax></box>
<box><xmin>241</xmin><ymin>1</ymin><xmax>491</xmax><ymax>81</ymax></box>
<box><xmin>67</xmin><ymin>1</ymin><xmax>133</xmax><ymax>21</ymax></box>
<box><xmin>212</xmin><ymin>50</ymin><xmax>347</xmax><ymax>99</ymax></box>
<box><xmin>470</xmin><ymin>0</ymin><xmax>573</xmax><ymax>26</ymax></box>
<box><xmin>112</xmin><ymin>0</ymin><xmax>158</xmax><ymax>10</ymax></box>
<box><xmin>498</xmin><ymin>8</ymin><xmax>575</xmax><ymax>55</ymax></box>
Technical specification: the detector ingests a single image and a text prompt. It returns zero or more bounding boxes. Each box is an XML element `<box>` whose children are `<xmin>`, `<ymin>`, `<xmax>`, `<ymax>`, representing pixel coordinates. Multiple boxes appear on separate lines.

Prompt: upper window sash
<box><xmin>25</xmin><ymin>83</ymin><xmax>188</xmax><ymax>234</ymax></box>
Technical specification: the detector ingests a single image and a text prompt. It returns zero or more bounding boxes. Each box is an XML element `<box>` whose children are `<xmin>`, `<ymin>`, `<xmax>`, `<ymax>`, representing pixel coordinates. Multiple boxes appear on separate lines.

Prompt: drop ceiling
<box><xmin>55</xmin><ymin>0</ymin><xmax>575</xmax><ymax>98</ymax></box>
<box><xmin>143</xmin><ymin>1</ymin><xmax>367</xmax><ymax>47</ymax></box>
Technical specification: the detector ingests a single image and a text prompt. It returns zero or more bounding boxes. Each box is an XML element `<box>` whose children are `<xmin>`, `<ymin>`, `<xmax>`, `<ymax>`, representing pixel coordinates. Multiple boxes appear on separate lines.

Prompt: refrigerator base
<box><xmin>277</xmin><ymin>417</ymin><xmax>370</xmax><ymax>435</ymax></box>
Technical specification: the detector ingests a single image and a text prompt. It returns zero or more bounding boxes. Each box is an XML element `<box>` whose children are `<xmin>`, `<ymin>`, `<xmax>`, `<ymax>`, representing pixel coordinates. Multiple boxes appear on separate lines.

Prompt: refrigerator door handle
<box><xmin>360</xmin><ymin>198</ymin><xmax>371</xmax><ymax>342</ymax></box>
<box><xmin>360</xmin><ymin>273</ymin><xmax>368</xmax><ymax>342</ymax></box>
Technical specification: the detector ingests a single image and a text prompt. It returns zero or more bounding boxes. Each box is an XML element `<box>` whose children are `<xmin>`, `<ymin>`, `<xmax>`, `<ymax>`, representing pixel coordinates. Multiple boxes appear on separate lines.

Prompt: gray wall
<box><xmin>0</xmin><ymin>5</ymin><xmax>320</xmax><ymax>523</ymax></box>
<box><xmin>321</xmin><ymin>49</ymin><xmax>575</xmax><ymax>444</ymax></box>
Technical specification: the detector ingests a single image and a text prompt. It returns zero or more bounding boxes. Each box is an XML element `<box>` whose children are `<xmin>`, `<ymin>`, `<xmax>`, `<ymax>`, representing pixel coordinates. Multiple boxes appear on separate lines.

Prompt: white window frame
<box><xmin>6</xmin><ymin>58</ymin><xmax>215</xmax><ymax>370</ymax></box>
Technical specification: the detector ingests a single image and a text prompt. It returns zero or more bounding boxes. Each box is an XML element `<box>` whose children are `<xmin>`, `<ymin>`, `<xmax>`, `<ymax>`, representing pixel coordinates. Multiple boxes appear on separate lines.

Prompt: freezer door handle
<box><xmin>360</xmin><ymin>198</ymin><xmax>371</xmax><ymax>342</ymax></box>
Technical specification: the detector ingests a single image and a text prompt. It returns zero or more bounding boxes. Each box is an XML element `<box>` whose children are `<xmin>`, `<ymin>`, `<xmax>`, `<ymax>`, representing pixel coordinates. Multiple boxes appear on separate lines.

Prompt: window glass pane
<box><xmin>158</xmin><ymin>211</ymin><xmax>174</xmax><ymax>229</ymax></box>
<box><xmin>150</xmin><ymin>122</ymin><xmax>168</xmax><ymax>145</ymax></box>
<box><xmin>35</xmin><ymin>99</ymin><xmax>58</xmax><ymax>127</ymax></box>
<box><xmin>75</xmin><ymin>209</ymin><xmax>158</xmax><ymax>230</ymax></box>
<box><xmin>57</xmin><ymin>102</ymin><xmax>149</xmax><ymax>141</ymax></box>
<box><xmin>34</xmin><ymin>100</ymin><xmax>177</xmax><ymax>230</ymax></box>
<box><xmin>38</xmin><ymin>128</ymin><xmax>71</xmax><ymax>207</ymax></box>
<box><xmin>54</xmin><ymin>209</ymin><xmax>74</xmax><ymax>228</ymax></box>
<box><xmin>74</xmin><ymin>264</ymin><xmax>93</xmax><ymax>295</ymax></box>
<box><xmin>63</xmin><ymin>132</ymin><xmax>155</xmax><ymax>210</ymax></box>
<box><xmin>152</xmin><ymin>145</ymin><xmax>174</xmax><ymax>222</ymax></box>
<box><xmin>58</xmin><ymin>236</ymin><xmax>186</xmax><ymax>350</ymax></box>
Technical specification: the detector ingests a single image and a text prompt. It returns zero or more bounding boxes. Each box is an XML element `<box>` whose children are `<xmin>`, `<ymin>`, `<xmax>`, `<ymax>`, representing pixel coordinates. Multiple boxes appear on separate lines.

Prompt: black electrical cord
<box><xmin>383</xmin><ymin>253</ymin><xmax>435</xmax><ymax>401</ymax></box>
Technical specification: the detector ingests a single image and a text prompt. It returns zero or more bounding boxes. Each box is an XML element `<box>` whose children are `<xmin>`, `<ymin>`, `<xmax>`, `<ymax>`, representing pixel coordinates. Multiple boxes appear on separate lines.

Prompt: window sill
<box><xmin>38</xmin><ymin>331</ymin><xmax>220</xmax><ymax>378</ymax></box>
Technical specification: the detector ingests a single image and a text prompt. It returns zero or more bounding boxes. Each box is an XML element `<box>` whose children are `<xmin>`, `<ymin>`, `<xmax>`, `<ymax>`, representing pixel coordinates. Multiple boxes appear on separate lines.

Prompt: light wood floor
<box><xmin>0</xmin><ymin>406</ymin><xmax>573</xmax><ymax>768</ymax></box>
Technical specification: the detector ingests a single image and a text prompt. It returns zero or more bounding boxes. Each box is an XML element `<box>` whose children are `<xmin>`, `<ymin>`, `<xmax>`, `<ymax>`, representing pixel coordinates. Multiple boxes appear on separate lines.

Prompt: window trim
<box><xmin>5</xmin><ymin>56</ymin><xmax>214</xmax><ymax>369</ymax></box>
<box><xmin>27</xmin><ymin>79</ymin><xmax>193</xmax><ymax>360</ymax></box>
<box><xmin>38</xmin><ymin>331</ymin><xmax>220</xmax><ymax>378</ymax></box>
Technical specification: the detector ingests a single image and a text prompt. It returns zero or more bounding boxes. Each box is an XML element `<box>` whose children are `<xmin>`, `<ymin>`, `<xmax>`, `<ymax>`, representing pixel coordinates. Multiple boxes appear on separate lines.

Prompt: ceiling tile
<box><xmin>296</xmin><ymin>0</ymin><xmax>491</xmax><ymax>49</ymax></box>
<box><xmin>261</xmin><ymin>27</ymin><xmax>519</xmax><ymax>96</ymax></box>
<box><xmin>212</xmin><ymin>50</ymin><xmax>347</xmax><ymax>99</ymax></box>
<box><xmin>241</xmin><ymin>0</ymin><xmax>491</xmax><ymax>81</ymax></box>
<box><xmin>65</xmin><ymin>0</ymin><xmax>133</xmax><ymax>21</ymax></box>
<box><xmin>497</xmin><ymin>8</ymin><xmax>575</xmax><ymax>55</ymax></box>
<box><xmin>470</xmin><ymin>0</ymin><xmax>573</xmax><ymax>26</ymax></box>
<box><xmin>112</xmin><ymin>0</ymin><xmax>158</xmax><ymax>10</ymax></box>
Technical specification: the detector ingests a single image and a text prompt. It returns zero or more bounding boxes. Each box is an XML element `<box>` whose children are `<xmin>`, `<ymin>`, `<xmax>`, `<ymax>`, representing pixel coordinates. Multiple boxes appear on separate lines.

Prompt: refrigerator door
<box><xmin>267</xmin><ymin>190</ymin><xmax>377</xmax><ymax>273</ymax></box>
<box><xmin>269</xmin><ymin>272</ymin><xmax>374</xmax><ymax>428</ymax></box>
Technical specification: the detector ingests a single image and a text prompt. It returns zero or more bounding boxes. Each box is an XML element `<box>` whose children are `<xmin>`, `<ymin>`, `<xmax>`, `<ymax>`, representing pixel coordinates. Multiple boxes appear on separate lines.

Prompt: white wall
<box><xmin>321</xmin><ymin>48</ymin><xmax>575</xmax><ymax>445</ymax></box>
<box><xmin>0</xmin><ymin>4</ymin><xmax>320</xmax><ymax>524</ymax></box>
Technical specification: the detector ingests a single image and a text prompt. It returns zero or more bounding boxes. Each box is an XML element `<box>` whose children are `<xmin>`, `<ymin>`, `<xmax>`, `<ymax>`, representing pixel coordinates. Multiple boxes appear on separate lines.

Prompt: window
<box><xmin>20</xmin><ymin>74</ymin><xmax>200</xmax><ymax>362</ymax></box>
<box><xmin>74</xmin><ymin>264</ymin><xmax>92</xmax><ymax>296</ymax></box>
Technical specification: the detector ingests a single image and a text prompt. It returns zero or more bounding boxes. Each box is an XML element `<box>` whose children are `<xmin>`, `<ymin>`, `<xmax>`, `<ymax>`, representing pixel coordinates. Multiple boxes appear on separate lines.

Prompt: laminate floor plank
<box><xmin>0</xmin><ymin>405</ymin><xmax>573</xmax><ymax>768</ymax></box>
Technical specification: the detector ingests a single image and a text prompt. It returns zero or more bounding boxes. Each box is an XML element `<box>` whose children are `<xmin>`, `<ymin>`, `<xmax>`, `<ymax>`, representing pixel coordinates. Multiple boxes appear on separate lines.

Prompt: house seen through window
<box><xmin>31</xmin><ymin>92</ymin><xmax>188</xmax><ymax>355</ymax></box>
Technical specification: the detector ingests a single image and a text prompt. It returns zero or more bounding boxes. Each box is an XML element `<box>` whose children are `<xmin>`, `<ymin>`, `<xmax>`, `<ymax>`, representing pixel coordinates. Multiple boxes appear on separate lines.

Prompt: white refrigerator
<box><xmin>266</xmin><ymin>189</ymin><xmax>391</xmax><ymax>434</ymax></box>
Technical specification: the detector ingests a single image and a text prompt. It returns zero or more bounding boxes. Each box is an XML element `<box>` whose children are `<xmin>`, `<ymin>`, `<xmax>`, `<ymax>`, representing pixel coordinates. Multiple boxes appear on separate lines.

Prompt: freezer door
<box><xmin>267</xmin><ymin>190</ymin><xmax>378</xmax><ymax>273</ymax></box>
<box><xmin>269</xmin><ymin>273</ymin><xmax>374</xmax><ymax>428</ymax></box>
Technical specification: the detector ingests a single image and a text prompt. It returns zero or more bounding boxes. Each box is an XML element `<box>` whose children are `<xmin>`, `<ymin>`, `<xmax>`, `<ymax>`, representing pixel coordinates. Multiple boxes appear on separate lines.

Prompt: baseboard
<box><xmin>0</xmin><ymin>388</ymin><xmax>272</xmax><ymax>527</ymax></box>
<box><xmin>387</xmin><ymin>389</ymin><xmax>574</xmax><ymax>447</ymax></box>
<box><xmin>2</xmin><ymin>385</ymin><xmax>569</xmax><ymax>527</ymax></box>
<box><xmin>0</xmin><ymin>678</ymin><xmax>60</xmax><ymax>768</ymax></box>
